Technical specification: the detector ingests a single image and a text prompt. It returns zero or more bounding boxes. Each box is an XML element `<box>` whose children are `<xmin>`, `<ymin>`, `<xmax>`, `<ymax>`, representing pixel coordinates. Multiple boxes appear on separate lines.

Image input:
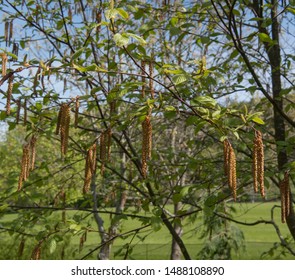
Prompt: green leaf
<box><xmin>113</xmin><ymin>33</ymin><xmax>129</xmax><ymax>47</ymax></box>
<box><xmin>71</xmin><ymin>47</ymin><xmax>85</xmax><ymax>61</ymax></box>
<box><xmin>125</xmin><ymin>33</ymin><xmax>147</xmax><ymax>45</ymax></box>
<box><xmin>252</xmin><ymin>116</ymin><xmax>265</xmax><ymax>125</ymax></box>
<box><xmin>117</xmin><ymin>8</ymin><xmax>129</xmax><ymax>19</ymax></box>
<box><xmin>84</xmin><ymin>64</ymin><xmax>107</xmax><ymax>72</ymax></box>
<box><xmin>258</xmin><ymin>33</ymin><xmax>274</xmax><ymax>43</ymax></box>
<box><xmin>49</xmin><ymin>239</ymin><xmax>57</xmax><ymax>254</ymax></box>
<box><xmin>164</xmin><ymin>106</ymin><xmax>176</xmax><ymax>113</ymax></box>
<box><xmin>191</xmin><ymin>96</ymin><xmax>217</xmax><ymax>107</ymax></box>
<box><xmin>164</xmin><ymin>69</ymin><xmax>183</xmax><ymax>74</ymax></box>
<box><xmin>172</xmin><ymin>74</ymin><xmax>187</xmax><ymax>85</ymax></box>
<box><xmin>72</xmin><ymin>63</ymin><xmax>87</xmax><ymax>72</ymax></box>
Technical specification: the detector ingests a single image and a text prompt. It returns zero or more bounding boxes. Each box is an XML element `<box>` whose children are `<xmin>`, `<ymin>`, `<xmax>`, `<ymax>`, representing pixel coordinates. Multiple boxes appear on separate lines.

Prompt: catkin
<box><xmin>83</xmin><ymin>143</ymin><xmax>97</xmax><ymax>193</ymax></box>
<box><xmin>18</xmin><ymin>143</ymin><xmax>30</xmax><ymax>191</ymax></box>
<box><xmin>79</xmin><ymin>236</ymin><xmax>84</xmax><ymax>252</ymax></box>
<box><xmin>141</xmin><ymin>60</ymin><xmax>146</xmax><ymax>97</ymax></box>
<box><xmin>96</xmin><ymin>10</ymin><xmax>102</xmax><ymax>35</ymax></box>
<box><xmin>228</xmin><ymin>144</ymin><xmax>237</xmax><ymax>201</ymax></box>
<box><xmin>253</xmin><ymin>130</ymin><xmax>265</xmax><ymax>197</ymax></box>
<box><xmin>12</xmin><ymin>43</ymin><xmax>19</xmax><ymax>60</ymax></box>
<box><xmin>33</xmin><ymin>66</ymin><xmax>41</xmax><ymax>96</ymax></box>
<box><xmin>31</xmin><ymin>242</ymin><xmax>41</xmax><ymax>260</ymax></box>
<box><xmin>142</xmin><ymin>115</ymin><xmax>152</xmax><ymax>178</ymax></box>
<box><xmin>252</xmin><ymin>139</ymin><xmax>258</xmax><ymax>193</ymax></box>
<box><xmin>5</xmin><ymin>22</ymin><xmax>9</xmax><ymax>46</ymax></box>
<box><xmin>1</xmin><ymin>53</ymin><xmax>8</xmax><ymax>76</ymax></box>
<box><xmin>58</xmin><ymin>103</ymin><xmax>71</xmax><ymax>156</ymax></box>
<box><xmin>223</xmin><ymin>139</ymin><xmax>237</xmax><ymax>201</ymax></box>
<box><xmin>6</xmin><ymin>74</ymin><xmax>13</xmax><ymax>115</ymax></box>
<box><xmin>110</xmin><ymin>101</ymin><xmax>116</xmax><ymax>115</ymax></box>
<box><xmin>9</xmin><ymin>20</ymin><xmax>13</xmax><ymax>46</ymax></box>
<box><xmin>30</xmin><ymin>135</ymin><xmax>37</xmax><ymax>171</ymax></box>
<box><xmin>68</xmin><ymin>6</ymin><xmax>72</xmax><ymax>23</ymax></box>
<box><xmin>280</xmin><ymin>171</ymin><xmax>290</xmax><ymax>223</ymax></box>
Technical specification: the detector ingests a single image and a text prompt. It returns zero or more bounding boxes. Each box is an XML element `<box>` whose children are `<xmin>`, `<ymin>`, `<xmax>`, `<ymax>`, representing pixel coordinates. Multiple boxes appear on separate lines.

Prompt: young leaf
<box><xmin>117</xmin><ymin>8</ymin><xmax>129</xmax><ymax>20</ymax></box>
<box><xmin>252</xmin><ymin>116</ymin><xmax>265</xmax><ymax>125</ymax></box>
<box><xmin>172</xmin><ymin>74</ymin><xmax>187</xmax><ymax>85</ymax></box>
<box><xmin>71</xmin><ymin>47</ymin><xmax>85</xmax><ymax>61</ymax></box>
<box><xmin>191</xmin><ymin>96</ymin><xmax>217</xmax><ymax>107</ymax></box>
<box><xmin>258</xmin><ymin>33</ymin><xmax>274</xmax><ymax>44</ymax></box>
<box><xmin>125</xmin><ymin>33</ymin><xmax>147</xmax><ymax>45</ymax></box>
<box><xmin>113</xmin><ymin>33</ymin><xmax>129</xmax><ymax>47</ymax></box>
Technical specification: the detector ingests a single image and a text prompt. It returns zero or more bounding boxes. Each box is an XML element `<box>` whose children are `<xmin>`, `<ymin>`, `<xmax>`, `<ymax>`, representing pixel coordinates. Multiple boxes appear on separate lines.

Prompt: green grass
<box><xmin>1</xmin><ymin>202</ymin><xmax>295</xmax><ymax>260</ymax></box>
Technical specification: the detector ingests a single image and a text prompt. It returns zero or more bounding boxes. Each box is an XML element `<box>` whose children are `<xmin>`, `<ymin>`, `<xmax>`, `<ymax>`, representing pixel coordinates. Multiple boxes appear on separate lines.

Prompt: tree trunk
<box><xmin>266</xmin><ymin>0</ymin><xmax>295</xmax><ymax>239</ymax></box>
<box><xmin>91</xmin><ymin>175</ymin><xmax>111</xmax><ymax>260</ymax></box>
<box><xmin>170</xmin><ymin>202</ymin><xmax>183</xmax><ymax>260</ymax></box>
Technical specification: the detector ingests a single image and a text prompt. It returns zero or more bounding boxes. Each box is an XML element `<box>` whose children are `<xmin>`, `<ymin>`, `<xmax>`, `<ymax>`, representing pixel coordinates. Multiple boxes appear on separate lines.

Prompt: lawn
<box><xmin>0</xmin><ymin>202</ymin><xmax>294</xmax><ymax>260</ymax></box>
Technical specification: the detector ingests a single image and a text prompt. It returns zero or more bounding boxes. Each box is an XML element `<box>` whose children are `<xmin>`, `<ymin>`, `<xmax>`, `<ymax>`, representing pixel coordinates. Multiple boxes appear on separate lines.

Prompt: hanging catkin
<box><xmin>279</xmin><ymin>171</ymin><xmax>290</xmax><ymax>223</ymax></box>
<box><xmin>56</xmin><ymin>103</ymin><xmax>71</xmax><ymax>156</ymax></box>
<box><xmin>5</xmin><ymin>22</ymin><xmax>9</xmax><ymax>46</ymax></box>
<box><xmin>31</xmin><ymin>242</ymin><xmax>42</xmax><ymax>260</ymax></box>
<box><xmin>30</xmin><ymin>135</ymin><xmax>37</xmax><ymax>171</ymax></box>
<box><xmin>83</xmin><ymin>143</ymin><xmax>97</xmax><ymax>194</ymax></box>
<box><xmin>9</xmin><ymin>20</ymin><xmax>13</xmax><ymax>46</ymax></box>
<box><xmin>6</xmin><ymin>74</ymin><xmax>13</xmax><ymax>115</ymax></box>
<box><xmin>1</xmin><ymin>53</ymin><xmax>8</xmax><ymax>76</ymax></box>
<box><xmin>142</xmin><ymin>114</ymin><xmax>152</xmax><ymax>178</ymax></box>
<box><xmin>18</xmin><ymin>143</ymin><xmax>30</xmax><ymax>191</ymax></box>
<box><xmin>68</xmin><ymin>6</ymin><xmax>72</xmax><ymax>23</ymax></box>
<box><xmin>223</xmin><ymin>139</ymin><xmax>237</xmax><ymax>201</ymax></box>
<box><xmin>252</xmin><ymin>130</ymin><xmax>265</xmax><ymax>197</ymax></box>
<box><xmin>96</xmin><ymin>10</ymin><xmax>102</xmax><ymax>35</ymax></box>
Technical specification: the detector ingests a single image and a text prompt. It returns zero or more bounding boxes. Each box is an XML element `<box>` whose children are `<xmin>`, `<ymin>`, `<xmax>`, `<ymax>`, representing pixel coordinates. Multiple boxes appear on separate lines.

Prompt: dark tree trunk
<box><xmin>170</xmin><ymin>202</ymin><xmax>183</xmax><ymax>260</ymax></box>
<box><xmin>266</xmin><ymin>0</ymin><xmax>295</xmax><ymax>239</ymax></box>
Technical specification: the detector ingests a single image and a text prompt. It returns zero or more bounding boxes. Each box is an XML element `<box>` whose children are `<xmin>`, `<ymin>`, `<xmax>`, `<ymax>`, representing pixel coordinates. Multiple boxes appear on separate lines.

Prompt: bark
<box><xmin>91</xmin><ymin>175</ymin><xmax>111</xmax><ymax>260</ymax></box>
<box><xmin>170</xmin><ymin>202</ymin><xmax>183</xmax><ymax>260</ymax></box>
<box><xmin>255</xmin><ymin>0</ymin><xmax>295</xmax><ymax>239</ymax></box>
